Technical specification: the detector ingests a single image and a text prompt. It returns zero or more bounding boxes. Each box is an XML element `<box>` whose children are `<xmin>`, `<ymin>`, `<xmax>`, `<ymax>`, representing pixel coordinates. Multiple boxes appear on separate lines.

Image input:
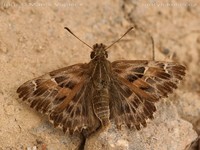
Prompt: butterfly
<box><xmin>17</xmin><ymin>27</ymin><xmax>186</xmax><ymax>148</ymax></box>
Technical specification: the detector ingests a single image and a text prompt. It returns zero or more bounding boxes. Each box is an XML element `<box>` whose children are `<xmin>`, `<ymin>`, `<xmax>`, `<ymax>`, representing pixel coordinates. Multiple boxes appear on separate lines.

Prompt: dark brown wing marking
<box><xmin>17</xmin><ymin>63</ymin><xmax>98</xmax><ymax>133</ymax></box>
<box><xmin>17</xmin><ymin>64</ymin><xmax>87</xmax><ymax>113</ymax></box>
<box><xmin>50</xmin><ymin>81</ymin><xmax>101</xmax><ymax>134</ymax></box>
<box><xmin>112</xmin><ymin>60</ymin><xmax>186</xmax><ymax>99</ymax></box>
<box><xmin>110</xmin><ymin>60</ymin><xmax>186</xmax><ymax>129</ymax></box>
<box><xmin>109</xmin><ymin>77</ymin><xmax>156</xmax><ymax>130</ymax></box>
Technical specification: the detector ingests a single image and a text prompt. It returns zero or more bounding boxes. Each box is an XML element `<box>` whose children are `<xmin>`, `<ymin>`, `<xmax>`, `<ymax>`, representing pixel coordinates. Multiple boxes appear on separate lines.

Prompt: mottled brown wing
<box><xmin>17</xmin><ymin>63</ymin><xmax>95</xmax><ymax>134</ymax></box>
<box><xmin>110</xmin><ymin>60</ymin><xmax>186</xmax><ymax>129</ymax></box>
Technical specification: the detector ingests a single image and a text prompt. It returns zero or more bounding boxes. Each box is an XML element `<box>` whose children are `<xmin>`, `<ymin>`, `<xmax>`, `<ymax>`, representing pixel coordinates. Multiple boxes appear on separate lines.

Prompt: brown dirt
<box><xmin>0</xmin><ymin>0</ymin><xmax>200</xmax><ymax>150</ymax></box>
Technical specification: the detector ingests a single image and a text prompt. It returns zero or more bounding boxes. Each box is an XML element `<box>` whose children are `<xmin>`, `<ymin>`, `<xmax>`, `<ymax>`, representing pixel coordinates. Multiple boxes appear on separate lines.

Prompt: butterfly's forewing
<box><xmin>17</xmin><ymin>63</ymin><xmax>98</xmax><ymax>134</ymax></box>
<box><xmin>110</xmin><ymin>60</ymin><xmax>186</xmax><ymax>129</ymax></box>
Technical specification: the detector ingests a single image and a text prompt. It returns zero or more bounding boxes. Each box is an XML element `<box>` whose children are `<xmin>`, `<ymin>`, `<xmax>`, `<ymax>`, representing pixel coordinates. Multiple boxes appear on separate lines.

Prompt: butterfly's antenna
<box><xmin>105</xmin><ymin>27</ymin><xmax>135</xmax><ymax>50</ymax></box>
<box><xmin>64</xmin><ymin>27</ymin><xmax>93</xmax><ymax>50</ymax></box>
<box><xmin>150</xmin><ymin>36</ymin><xmax>155</xmax><ymax>60</ymax></box>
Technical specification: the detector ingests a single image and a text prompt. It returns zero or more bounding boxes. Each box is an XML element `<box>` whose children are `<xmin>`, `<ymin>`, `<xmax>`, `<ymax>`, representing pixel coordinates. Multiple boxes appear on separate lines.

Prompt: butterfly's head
<box><xmin>90</xmin><ymin>43</ymin><xmax>108</xmax><ymax>59</ymax></box>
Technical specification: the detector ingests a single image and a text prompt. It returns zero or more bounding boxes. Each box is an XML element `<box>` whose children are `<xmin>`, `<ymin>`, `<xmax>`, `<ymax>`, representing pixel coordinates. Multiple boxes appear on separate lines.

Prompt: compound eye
<box><xmin>105</xmin><ymin>51</ymin><xmax>108</xmax><ymax>58</ymax></box>
<box><xmin>90</xmin><ymin>51</ymin><xmax>95</xmax><ymax>59</ymax></box>
<box><xmin>93</xmin><ymin>43</ymin><xmax>98</xmax><ymax>49</ymax></box>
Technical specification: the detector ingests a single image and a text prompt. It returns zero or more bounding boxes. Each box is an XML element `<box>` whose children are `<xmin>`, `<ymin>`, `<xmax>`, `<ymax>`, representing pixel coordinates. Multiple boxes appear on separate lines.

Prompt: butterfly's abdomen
<box><xmin>93</xmin><ymin>88</ymin><xmax>110</xmax><ymax>126</ymax></box>
<box><xmin>90</xmin><ymin>59</ymin><xmax>111</xmax><ymax>126</ymax></box>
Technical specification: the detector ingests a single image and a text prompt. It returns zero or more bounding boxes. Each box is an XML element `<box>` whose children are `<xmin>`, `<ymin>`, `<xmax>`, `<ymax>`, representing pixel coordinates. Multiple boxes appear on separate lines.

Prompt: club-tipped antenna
<box><xmin>64</xmin><ymin>27</ymin><xmax>93</xmax><ymax>50</ymax></box>
<box><xmin>105</xmin><ymin>27</ymin><xmax>134</xmax><ymax>50</ymax></box>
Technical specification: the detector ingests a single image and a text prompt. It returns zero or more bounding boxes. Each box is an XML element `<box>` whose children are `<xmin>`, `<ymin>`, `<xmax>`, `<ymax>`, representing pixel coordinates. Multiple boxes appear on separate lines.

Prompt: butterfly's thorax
<box><xmin>90</xmin><ymin>58</ymin><xmax>111</xmax><ymax>88</ymax></box>
<box><xmin>88</xmin><ymin>43</ymin><xmax>111</xmax><ymax>126</ymax></box>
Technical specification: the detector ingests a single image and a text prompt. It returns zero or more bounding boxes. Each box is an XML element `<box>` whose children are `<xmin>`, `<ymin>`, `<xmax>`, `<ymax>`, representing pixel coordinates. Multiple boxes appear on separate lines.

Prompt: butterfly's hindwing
<box><xmin>49</xmin><ymin>81</ymin><xmax>100</xmax><ymax>134</ymax></box>
<box><xmin>109</xmin><ymin>77</ymin><xmax>156</xmax><ymax>130</ymax></box>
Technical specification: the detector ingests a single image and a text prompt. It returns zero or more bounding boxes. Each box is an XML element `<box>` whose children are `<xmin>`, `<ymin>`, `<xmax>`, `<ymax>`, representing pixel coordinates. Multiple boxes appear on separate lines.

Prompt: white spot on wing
<box><xmin>32</xmin><ymin>81</ymin><xmax>37</xmax><ymax>91</ymax></box>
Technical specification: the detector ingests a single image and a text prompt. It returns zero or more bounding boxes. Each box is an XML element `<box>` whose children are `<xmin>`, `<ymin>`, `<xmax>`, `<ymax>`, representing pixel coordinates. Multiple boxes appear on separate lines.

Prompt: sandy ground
<box><xmin>0</xmin><ymin>0</ymin><xmax>200</xmax><ymax>150</ymax></box>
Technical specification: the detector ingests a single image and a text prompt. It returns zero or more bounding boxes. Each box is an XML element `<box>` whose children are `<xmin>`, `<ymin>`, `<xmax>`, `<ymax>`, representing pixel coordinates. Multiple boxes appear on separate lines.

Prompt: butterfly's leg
<box><xmin>77</xmin><ymin>122</ymin><xmax>101</xmax><ymax>150</ymax></box>
<box><xmin>77</xmin><ymin>132</ymin><xmax>87</xmax><ymax>150</ymax></box>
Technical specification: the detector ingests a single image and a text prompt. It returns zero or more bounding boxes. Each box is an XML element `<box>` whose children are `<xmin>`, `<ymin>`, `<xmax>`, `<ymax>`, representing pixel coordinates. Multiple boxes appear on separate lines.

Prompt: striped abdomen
<box><xmin>93</xmin><ymin>88</ymin><xmax>110</xmax><ymax>126</ymax></box>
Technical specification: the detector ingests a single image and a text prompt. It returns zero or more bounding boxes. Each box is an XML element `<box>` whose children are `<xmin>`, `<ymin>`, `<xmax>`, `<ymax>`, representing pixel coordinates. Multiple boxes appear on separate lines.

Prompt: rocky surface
<box><xmin>0</xmin><ymin>0</ymin><xmax>199</xmax><ymax>150</ymax></box>
<box><xmin>86</xmin><ymin>100</ymin><xmax>197</xmax><ymax>150</ymax></box>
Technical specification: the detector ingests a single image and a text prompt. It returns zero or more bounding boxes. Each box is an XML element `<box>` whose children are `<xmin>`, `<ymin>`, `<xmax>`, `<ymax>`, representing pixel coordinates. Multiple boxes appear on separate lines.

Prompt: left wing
<box><xmin>17</xmin><ymin>63</ymin><xmax>98</xmax><ymax>134</ymax></box>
